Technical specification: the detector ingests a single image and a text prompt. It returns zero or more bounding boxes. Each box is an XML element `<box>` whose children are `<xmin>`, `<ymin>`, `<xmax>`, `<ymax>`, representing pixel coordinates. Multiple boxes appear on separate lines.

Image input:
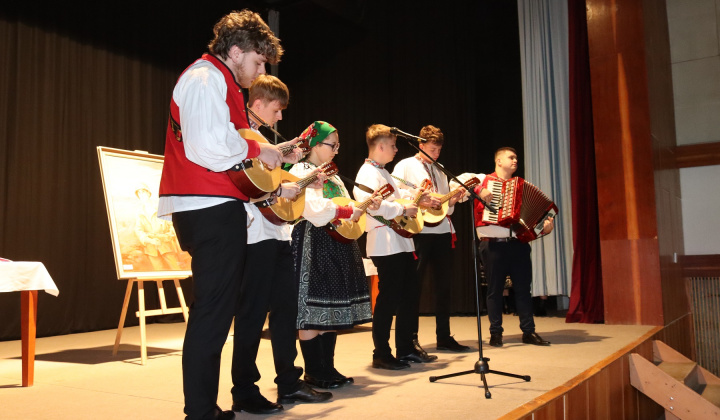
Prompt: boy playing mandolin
<box><xmin>232</xmin><ymin>75</ymin><xmax>332</xmax><ymax>415</ymax></box>
<box><xmin>353</xmin><ymin>124</ymin><xmax>439</xmax><ymax>370</ymax></box>
<box><xmin>392</xmin><ymin>125</ymin><xmax>473</xmax><ymax>354</ymax></box>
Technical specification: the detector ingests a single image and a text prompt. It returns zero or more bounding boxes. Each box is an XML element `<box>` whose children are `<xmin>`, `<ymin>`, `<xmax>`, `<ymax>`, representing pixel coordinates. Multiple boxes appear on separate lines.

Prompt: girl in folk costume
<box><xmin>289</xmin><ymin>121</ymin><xmax>381</xmax><ymax>389</ymax></box>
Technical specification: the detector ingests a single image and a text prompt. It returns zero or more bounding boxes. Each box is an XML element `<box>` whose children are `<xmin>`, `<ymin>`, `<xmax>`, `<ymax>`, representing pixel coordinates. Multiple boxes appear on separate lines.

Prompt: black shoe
<box><xmin>219</xmin><ymin>411</ymin><xmax>235</xmax><ymax>420</ymax></box>
<box><xmin>304</xmin><ymin>373</ymin><xmax>343</xmax><ymax>389</ymax></box>
<box><xmin>407</xmin><ymin>336</ymin><xmax>438</xmax><ymax>362</ymax></box>
<box><xmin>489</xmin><ymin>333</ymin><xmax>503</xmax><ymax>347</ymax></box>
<box><xmin>398</xmin><ymin>348</ymin><xmax>438</xmax><ymax>363</ymax></box>
<box><xmin>333</xmin><ymin>375</ymin><xmax>354</xmax><ymax>386</ymax></box>
<box><xmin>277</xmin><ymin>382</ymin><xmax>332</xmax><ymax>405</ymax></box>
<box><xmin>437</xmin><ymin>336</ymin><xmax>471</xmax><ymax>352</ymax></box>
<box><xmin>411</xmin><ymin>335</ymin><xmax>425</xmax><ymax>353</ymax></box>
<box><xmin>191</xmin><ymin>405</ymin><xmax>233</xmax><ymax>420</ymax></box>
<box><xmin>328</xmin><ymin>368</ymin><xmax>354</xmax><ymax>386</ymax></box>
<box><xmin>232</xmin><ymin>394</ymin><xmax>283</xmax><ymax>415</ymax></box>
<box><xmin>522</xmin><ymin>332</ymin><xmax>551</xmax><ymax>346</ymax></box>
<box><xmin>371</xmin><ymin>356</ymin><xmax>411</xmax><ymax>370</ymax></box>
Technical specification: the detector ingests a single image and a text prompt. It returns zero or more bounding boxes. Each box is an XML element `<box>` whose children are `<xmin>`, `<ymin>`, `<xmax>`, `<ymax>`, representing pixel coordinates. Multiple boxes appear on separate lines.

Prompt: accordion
<box><xmin>481</xmin><ymin>177</ymin><xmax>558</xmax><ymax>243</ymax></box>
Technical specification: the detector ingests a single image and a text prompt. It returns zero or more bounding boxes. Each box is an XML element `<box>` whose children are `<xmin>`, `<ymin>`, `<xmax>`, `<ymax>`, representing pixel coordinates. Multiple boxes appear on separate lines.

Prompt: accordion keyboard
<box><xmin>482</xmin><ymin>180</ymin><xmax>505</xmax><ymax>224</ymax></box>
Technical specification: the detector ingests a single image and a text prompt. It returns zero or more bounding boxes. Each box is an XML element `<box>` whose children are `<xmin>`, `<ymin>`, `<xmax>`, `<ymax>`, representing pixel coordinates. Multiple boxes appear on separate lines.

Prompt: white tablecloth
<box><xmin>0</xmin><ymin>261</ymin><xmax>59</xmax><ymax>296</ymax></box>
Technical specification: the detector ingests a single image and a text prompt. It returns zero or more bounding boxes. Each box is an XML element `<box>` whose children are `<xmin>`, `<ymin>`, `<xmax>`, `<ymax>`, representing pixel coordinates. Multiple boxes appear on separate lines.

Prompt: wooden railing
<box><xmin>679</xmin><ymin>254</ymin><xmax>720</xmax><ymax>278</ymax></box>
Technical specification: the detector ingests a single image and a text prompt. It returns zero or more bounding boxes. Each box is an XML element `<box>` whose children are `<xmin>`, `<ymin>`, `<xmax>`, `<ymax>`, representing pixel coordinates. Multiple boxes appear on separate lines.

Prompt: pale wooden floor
<box><xmin>0</xmin><ymin>315</ymin><xmax>654</xmax><ymax>419</ymax></box>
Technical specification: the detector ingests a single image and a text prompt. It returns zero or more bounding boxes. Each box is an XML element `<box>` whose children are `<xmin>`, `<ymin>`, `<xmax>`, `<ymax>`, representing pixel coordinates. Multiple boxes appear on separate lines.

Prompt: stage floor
<box><xmin>0</xmin><ymin>314</ymin><xmax>653</xmax><ymax>419</ymax></box>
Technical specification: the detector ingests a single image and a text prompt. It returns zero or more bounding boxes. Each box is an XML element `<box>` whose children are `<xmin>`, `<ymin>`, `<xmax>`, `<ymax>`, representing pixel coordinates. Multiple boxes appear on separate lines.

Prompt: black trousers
<box><xmin>477</xmin><ymin>240</ymin><xmax>535</xmax><ymax>336</ymax></box>
<box><xmin>232</xmin><ymin>239</ymin><xmax>303</xmax><ymax>398</ymax></box>
<box><xmin>413</xmin><ymin>233</ymin><xmax>453</xmax><ymax>340</ymax></box>
<box><xmin>370</xmin><ymin>252</ymin><xmax>420</xmax><ymax>358</ymax></box>
<box><xmin>172</xmin><ymin>201</ymin><xmax>247</xmax><ymax>420</ymax></box>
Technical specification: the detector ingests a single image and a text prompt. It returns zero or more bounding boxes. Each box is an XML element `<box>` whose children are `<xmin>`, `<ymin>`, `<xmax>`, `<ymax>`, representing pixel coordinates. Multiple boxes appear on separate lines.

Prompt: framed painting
<box><xmin>97</xmin><ymin>147</ymin><xmax>192</xmax><ymax>279</ymax></box>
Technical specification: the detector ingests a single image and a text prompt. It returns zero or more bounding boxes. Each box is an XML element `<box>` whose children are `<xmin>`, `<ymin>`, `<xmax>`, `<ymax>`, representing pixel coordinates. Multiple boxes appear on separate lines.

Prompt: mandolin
<box><xmin>255</xmin><ymin>162</ymin><xmax>338</xmax><ymax>225</ymax></box>
<box><xmin>325</xmin><ymin>184</ymin><xmax>395</xmax><ymax>243</ymax></box>
<box><xmin>226</xmin><ymin>128</ymin><xmax>310</xmax><ymax>199</ymax></box>
<box><xmin>385</xmin><ymin>179</ymin><xmax>431</xmax><ymax>238</ymax></box>
<box><xmin>421</xmin><ymin>177</ymin><xmax>480</xmax><ymax>227</ymax></box>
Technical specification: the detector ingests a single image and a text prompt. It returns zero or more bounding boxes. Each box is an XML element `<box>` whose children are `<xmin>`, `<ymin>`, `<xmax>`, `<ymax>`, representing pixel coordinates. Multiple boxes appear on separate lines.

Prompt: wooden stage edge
<box><xmin>500</xmin><ymin>325</ymin><xmax>665</xmax><ymax>419</ymax></box>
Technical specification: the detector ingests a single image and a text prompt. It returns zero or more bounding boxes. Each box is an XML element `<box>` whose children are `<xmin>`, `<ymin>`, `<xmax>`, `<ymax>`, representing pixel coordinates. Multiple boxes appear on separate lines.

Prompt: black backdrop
<box><xmin>0</xmin><ymin>0</ymin><xmax>524</xmax><ymax>340</ymax></box>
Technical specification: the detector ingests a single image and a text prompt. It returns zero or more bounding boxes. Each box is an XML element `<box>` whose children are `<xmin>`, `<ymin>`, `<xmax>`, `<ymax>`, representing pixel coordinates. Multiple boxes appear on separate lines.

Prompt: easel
<box><xmin>113</xmin><ymin>276</ymin><xmax>189</xmax><ymax>365</ymax></box>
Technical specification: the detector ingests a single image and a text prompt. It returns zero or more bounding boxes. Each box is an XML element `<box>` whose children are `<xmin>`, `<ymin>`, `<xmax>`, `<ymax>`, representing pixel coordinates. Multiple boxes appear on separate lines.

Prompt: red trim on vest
<box><xmin>159</xmin><ymin>54</ymin><xmax>260</xmax><ymax>201</ymax></box>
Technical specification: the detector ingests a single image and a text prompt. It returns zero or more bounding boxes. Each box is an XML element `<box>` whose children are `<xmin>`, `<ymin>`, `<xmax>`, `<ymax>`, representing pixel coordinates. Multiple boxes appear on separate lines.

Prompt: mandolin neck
<box><xmin>438</xmin><ymin>187</ymin><xmax>462</xmax><ymax>204</ymax></box>
<box><xmin>356</xmin><ymin>197</ymin><xmax>375</xmax><ymax>212</ymax></box>
<box><xmin>295</xmin><ymin>174</ymin><xmax>318</xmax><ymax>189</ymax></box>
<box><xmin>278</xmin><ymin>143</ymin><xmax>297</xmax><ymax>157</ymax></box>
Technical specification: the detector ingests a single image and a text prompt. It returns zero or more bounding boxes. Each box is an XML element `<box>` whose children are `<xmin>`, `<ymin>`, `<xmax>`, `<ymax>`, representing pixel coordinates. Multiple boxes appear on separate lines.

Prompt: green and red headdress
<box><xmin>300</xmin><ymin>121</ymin><xmax>336</xmax><ymax>148</ymax></box>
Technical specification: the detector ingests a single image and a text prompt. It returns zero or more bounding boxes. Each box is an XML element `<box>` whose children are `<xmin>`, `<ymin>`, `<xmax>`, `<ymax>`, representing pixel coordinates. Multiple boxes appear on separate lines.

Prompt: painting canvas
<box><xmin>97</xmin><ymin>147</ymin><xmax>192</xmax><ymax>279</ymax></box>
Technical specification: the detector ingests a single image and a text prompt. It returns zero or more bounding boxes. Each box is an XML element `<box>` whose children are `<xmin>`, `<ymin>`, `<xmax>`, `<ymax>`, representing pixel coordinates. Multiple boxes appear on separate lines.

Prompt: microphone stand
<box><xmin>394</xmin><ymin>134</ymin><xmax>530</xmax><ymax>398</ymax></box>
<box><xmin>429</xmin><ymin>208</ymin><xmax>530</xmax><ymax>398</ymax></box>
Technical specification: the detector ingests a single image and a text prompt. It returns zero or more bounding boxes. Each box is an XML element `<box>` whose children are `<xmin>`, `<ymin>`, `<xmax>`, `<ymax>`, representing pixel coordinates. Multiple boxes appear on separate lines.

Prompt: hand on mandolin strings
<box><xmin>417</xmin><ymin>188</ymin><xmax>441</xmax><ymax>209</ymax></box>
<box><xmin>257</xmin><ymin>142</ymin><xmax>284</xmax><ymax>170</ymax></box>
<box><xmin>350</xmin><ymin>205</ymin><xmax>364</xmax><ymax>222</ymax></box>
<box><xmin>402</xmin><ymin>203</ymin><xmax>419</xmax><ymax>218</ymax></box>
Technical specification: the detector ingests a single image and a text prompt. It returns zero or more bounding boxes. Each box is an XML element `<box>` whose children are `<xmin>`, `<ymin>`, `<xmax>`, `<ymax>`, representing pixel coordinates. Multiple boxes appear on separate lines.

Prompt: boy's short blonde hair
<box><xmin>365</xmin><ymin>124</ymin><xmax>395</xmax><ymax>148</ymax></box>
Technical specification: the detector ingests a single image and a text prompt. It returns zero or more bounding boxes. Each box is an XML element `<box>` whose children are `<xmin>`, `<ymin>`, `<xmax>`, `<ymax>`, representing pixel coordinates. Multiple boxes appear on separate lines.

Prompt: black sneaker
<box><xmin>489</xmin><ymin>333</ymin><xmax>503</xmax><ymax>347</ymax></box>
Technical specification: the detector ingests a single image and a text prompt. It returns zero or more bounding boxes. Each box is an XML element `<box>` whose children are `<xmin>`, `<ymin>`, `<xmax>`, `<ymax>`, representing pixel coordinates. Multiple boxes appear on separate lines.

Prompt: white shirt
<box><xmin>245</xmin><ymin>127</ymin><xmax>291</xmax><ymax>244</ymax></box>
<box><xmin>158</xmin><ymin>58</ymin><xmax>256</xmax><ymax>220</ymax></box>
<box><xmin>289</xmin><ymin>162</ymin><xmax>346</xmax><ymax>227</ymax></box>
<box><xmin>354</xmin><ymin>162</ymin><xmax>416</xmax><ymax>257</ymax></box>
<box><xmin>392</xmin><ymin>156</ymin><xmax>454</xmax><ymax>235</ymax></box>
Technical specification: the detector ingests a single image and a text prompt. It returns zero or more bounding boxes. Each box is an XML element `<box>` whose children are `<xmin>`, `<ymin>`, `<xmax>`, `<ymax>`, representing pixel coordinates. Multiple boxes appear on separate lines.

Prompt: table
<box><xmin>0</xmin><ymin>261</ymin><xmax>59</xmax><ymax>386</ymax></box>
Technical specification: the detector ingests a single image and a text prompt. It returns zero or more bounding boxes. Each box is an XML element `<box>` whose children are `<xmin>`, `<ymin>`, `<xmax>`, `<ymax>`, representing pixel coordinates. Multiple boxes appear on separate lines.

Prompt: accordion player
<box><xmin>477</xmin><ymin>176</ymin><xmax>557</xmax><ymax>243</ymax></box>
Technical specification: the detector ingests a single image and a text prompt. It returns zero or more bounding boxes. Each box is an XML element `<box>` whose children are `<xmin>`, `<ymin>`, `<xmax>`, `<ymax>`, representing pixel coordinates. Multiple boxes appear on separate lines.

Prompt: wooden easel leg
<box><xmin>21</xmin><ymin>290</ymin><xmax>38</xmax><ymax>387</ymax></box>
<box><xmin>138</xmin><ymin>280</ymin><xmax>147</xmax><ymax>365</ymax></box>
<box><xmin>113</xmin><ymin>280</ymin><xmax>134</xmax><ymax>356</ymax></box>
<box><xmin>174</xmin><ymin>279</ymin><xmax>189</xmax><ymax>323</ymax></box>
<box><xmin>156</xmin><ymin>280</ymin><xmax>168</xmax><ymax>312</ymax></box>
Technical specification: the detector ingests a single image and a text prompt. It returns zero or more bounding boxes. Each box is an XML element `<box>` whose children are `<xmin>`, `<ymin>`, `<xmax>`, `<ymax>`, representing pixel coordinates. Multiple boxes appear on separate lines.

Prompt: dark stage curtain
<box><xmin>0</xmin><ymin>18</ymin><xmax>182</xmax><ymax>340</ymax></box>
<box><xmin>276</xmin><ymin>0</ymin><xmax>525</xmax><ymax>316</ymax></box>
<box><xmin>0</xmin><ymin>1</ymin><xmax>525</xmax><ymax>340</ymax></box>
<box><xmin>565</xmin><ymin>0</ymin><xmax>604</xmax><ymax>323</ymax></box>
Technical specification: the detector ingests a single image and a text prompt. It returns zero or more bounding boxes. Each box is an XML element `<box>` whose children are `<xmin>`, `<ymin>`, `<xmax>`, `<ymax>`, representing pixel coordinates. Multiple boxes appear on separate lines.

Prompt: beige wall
<box><xmin>667</xmin><ymin>0</ymin><xmax>720</xmax><ymax>254</ymax></box>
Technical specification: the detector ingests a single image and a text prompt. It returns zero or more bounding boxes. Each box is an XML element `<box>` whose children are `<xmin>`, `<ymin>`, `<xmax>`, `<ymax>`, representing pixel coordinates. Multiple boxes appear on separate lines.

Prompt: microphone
<box><xmin>390</xmin><ymin>127</ymin><xmax>427</xmax><ymax>142</ymax></box>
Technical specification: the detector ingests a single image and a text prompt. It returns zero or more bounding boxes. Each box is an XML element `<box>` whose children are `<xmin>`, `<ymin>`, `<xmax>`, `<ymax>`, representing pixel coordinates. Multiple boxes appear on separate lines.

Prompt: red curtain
<box><xmin>566</xmin><ymin>0</ymin><xmax>604</xmax><ymax>323</ymax></box>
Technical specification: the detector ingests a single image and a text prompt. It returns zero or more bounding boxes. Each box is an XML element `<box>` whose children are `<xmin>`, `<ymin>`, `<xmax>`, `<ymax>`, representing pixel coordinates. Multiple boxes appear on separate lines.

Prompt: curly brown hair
<box><xmin>208</xmin><ymin>10</ymin><xmax>284</xmax><ymax>64</ymax></box>
<box><xmin>365</xmin><ymin>124</ymin><xmax>395</xmax><ymax>148</ymax></box>
<box><xmin>248</xmin><ymin>75</ymin><xmax>289</xmax><ymax>108</ymax></box>
<box><xmin>419</xmin><ymin>125</ymin><xmax>444</xmax><ymax>145</ymax></box>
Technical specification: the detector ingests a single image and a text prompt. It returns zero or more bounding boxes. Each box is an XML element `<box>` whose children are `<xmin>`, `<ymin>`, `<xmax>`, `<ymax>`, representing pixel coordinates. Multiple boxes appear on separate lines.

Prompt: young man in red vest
<box><xmin>158</xmin><ymin>11</ymin><xmax>300</xmax><ymax>420</ymax></box>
